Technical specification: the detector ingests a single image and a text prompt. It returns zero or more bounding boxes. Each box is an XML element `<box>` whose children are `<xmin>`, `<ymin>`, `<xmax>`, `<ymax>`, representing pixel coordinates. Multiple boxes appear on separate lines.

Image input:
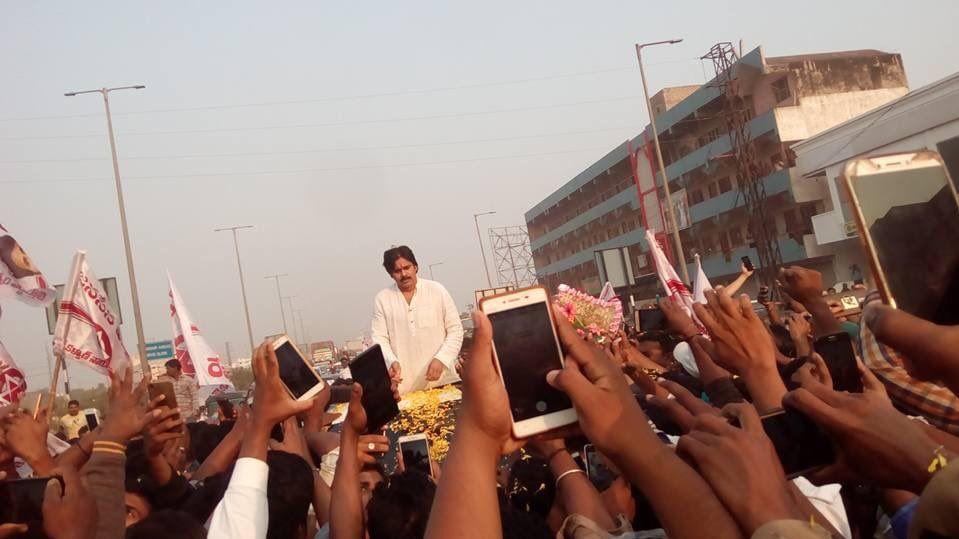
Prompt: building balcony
<box><xmin>535</xmin><ymin>228</ymin><xmax>647</xmax><ymax>277</ymax></box>
<box><xmin>687</xmin><ymin>168</ymin><xmax>791</xmax><ymax>225</ymax></box>
<box><xmin>530</xmin><ymin>188</ymin><xmax>639</xmax><ymax>251</ymax></box>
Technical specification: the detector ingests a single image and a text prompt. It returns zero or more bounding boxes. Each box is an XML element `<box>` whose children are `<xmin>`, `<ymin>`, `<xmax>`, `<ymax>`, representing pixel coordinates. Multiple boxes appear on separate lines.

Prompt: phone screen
<box><xmin>638</xmin><ymin>307</ymin><xmax>667</xmax><ymax>333</ymax></box>
<box><xmin>401</xmin><ymin>437</ymin><xmax>431</xmax><ymax>477</ymax></box>
<box><xmin>583</xmin><ymin>445</ymin><xmax>618</xmax><ymax>491</ymax></box>
<box><xmin>0</xmin><ymin>478</ymin><xmax>50</xmax><ymax>526</ymax></box>
<box><xmin>762</xmin><ymin>409</ymin><xmax>835</xmax><ymax>479</ymax></box>
<box><xmin>349</xmin><ymin>345</ymin><xmax>400</xmax><ymax>432</ymax></box>
<box><xmin>488</xmin><ymin>302</ymin><xmax>571</xmax><ymax>422</ymax></box>
<box><xmin>275</xmin><ymin>341</ymin><xmax>323</xmax><ymax>399</ymax></box>
<box><xmin>148</xmin><ymin>382</ymin><xmax>179</xmax><ymax>411</ymax></box>
<box><xmin>850</xmin><ymin>157</ymin><xmax>959</xmax><ymax>324</ymax></box>
<box><xmin>813</xmin><ymin>332</ymin><xmax>863</xmax><ymax>393</ymax></box>
<box><xmin>741</xmin><ymin>256</ymin><xmax>755</xmax><ymax>272</ymax></box>
<box><xmin>84</xmin><ymin>411</ymin><xmax>99</xmax><ymax>430</ymax></box>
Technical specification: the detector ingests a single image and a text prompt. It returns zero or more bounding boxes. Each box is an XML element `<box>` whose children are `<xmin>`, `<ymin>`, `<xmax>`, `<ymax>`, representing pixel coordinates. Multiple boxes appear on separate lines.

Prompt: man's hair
<box><xmin>366</xmin><ymin>470</ymin><xmax>436</xmax><ymax>539</ymax></box>
<box><xmin>382</xmin><ymin>246</ymin><xmax>417</xmax><ymax>273</ymax></box>
<box><xmin>126</xmin><ymin>510</ymin><xmax>206</xmax><ymax>539</ymax></box>
<box><xmin>68</xmin><ymin>399</ymin><xmax>80</xmax><ymax>407</ymax></box>
<box><xmin>266</xmin><ymin>450</ymin><xmax>314</xmax><ymax>539</ymax></box>
<box><xmin>164</xmin><ymin>359</ymin><xmax>181</xmax><ymax>369</ymax></box>
<box><xmin>505</xmin><ymin>456</ymin><xmax>555</xmax><ymax>519</ymax></box>
<box><xmin>636</xmin><ymin>330</ymin><xmax>678</xmax><ymax>354</ymax></box>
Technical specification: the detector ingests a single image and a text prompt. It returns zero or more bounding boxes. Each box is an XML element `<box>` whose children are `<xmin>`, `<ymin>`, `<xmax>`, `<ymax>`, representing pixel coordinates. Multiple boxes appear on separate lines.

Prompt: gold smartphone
<box><xmin>841</xmin><ymin>150</ymin><xmax>959</xmax><ymax>324</ymax></box>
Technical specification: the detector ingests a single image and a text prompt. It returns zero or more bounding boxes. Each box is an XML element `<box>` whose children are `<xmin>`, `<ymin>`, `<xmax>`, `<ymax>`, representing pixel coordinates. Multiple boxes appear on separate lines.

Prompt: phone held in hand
<box><xmin>0</xmin><ymin>477</ymin><xmax>59</xmax><ymax>529</ymax></box>
<box><xmin>399</xmin><ymin>433</ymin><xmax>433</xmax><ymax>478</ymax></box>
<box><xmin>148</xmin><ymin>381</ymin><xmax>179</xmax><ymax>412</ymax></box>
<box><xmin>841</xmin><ymin>150</ymin><xmax>959</xmax><ymax>325</ymax></box>
<box><xmin>480</xmin><ymin>286</ymin><xmax>576</xmax><ymax>438</ymax></box>
<box><xmin>759</xmin><ymin>408</ymin><xmax>835</xmax><ymax>479</ymax></box>
<box><xmin>741</xmin><ymin>256</ymin><xmax>755</xmax><ymax>272</ymax></box>
<box><xmin>349</xmin><ymin>344</ymin><xmax>400</xmax><ymax>433</ymax></box>
<box><xmin>583</xmin><ymin>443</ymin><xmax>618</xmax><ymax>491</ymax></box>
<box><xmin>813</xmin><ymin>332</ymin><xmax>863</xmax><ymax>393</ymax></box>
<box><xmin>83</xmin><ymin>408</ymin><xmax>100</xmax><ymax>430</ymax></box>
<box><xmin>637</xmin><ymin>307</ymin><xmax>668</xmax><ymax>333</ymax></box>
<box><xmin>272</xmin><ymin>335</ymin><xmax>327</xmax><ymax>401</ymax></box>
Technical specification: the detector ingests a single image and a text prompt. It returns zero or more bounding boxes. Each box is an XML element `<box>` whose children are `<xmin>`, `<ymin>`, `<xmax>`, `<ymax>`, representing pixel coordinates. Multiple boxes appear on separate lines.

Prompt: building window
<box><xmin>729</xmin><ymin>227</ymin><xmax>743</xmax><ymax>247</ymax></box>
<box><xmin>772</xmin><ymin>77</ymin><xmax>791</xmax><ymax>103</ymax></box>
<box><xmin>690</xmin><ymin>189</ymin><xmax>704</xmax><ymax>205</ymax></box>
<box><xmin>708</xmin><ymin>183</ymin><xmax>719</xmax><ymax>198</ymax></box>
<box><xmin>718</xmin><ymin>176</ymin><xmax>733</xmax><ymax>193</ymax></box>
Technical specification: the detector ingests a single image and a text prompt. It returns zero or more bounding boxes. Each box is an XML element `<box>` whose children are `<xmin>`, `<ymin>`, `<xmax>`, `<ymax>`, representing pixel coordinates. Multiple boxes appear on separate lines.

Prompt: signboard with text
<box><xmin>145</xmin><ymin>340</ymin><xmax>175</xmax><ymax>361</ymax></box>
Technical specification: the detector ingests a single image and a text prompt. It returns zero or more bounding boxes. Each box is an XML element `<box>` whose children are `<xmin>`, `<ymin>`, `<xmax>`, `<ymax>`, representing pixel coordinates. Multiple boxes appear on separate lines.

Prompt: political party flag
<box><xmin>692</xmin><ymin>254</ymin><xmax>713</xmax><ymax>305</ymax></box>
<box><xmin>0</xmin><ymin>224</ymin><xmax>56</xmax><ymax>307</ymax></box>
<box><xmin>168</xmin><ymin>273</ymin><xmax>233</xmax><ymax>400</ymax></box>
<box><xmin>54</xmin><ymin>251</ymin><xmax>130</xmax><ymax>376</ymax></box>
<box><xmin>645</xmin><ymin>230</ymin><xmax>704</xmax><ymax>331</ymax></box>
<box><xmin>0</xmin><ymin>339</ymin><xmax>27</xmax><ymax>406</ymax></box>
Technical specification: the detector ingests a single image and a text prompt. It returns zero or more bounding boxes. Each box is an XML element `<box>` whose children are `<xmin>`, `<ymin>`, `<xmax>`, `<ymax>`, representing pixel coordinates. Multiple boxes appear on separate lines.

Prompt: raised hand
<box><xmin>778</xmin><ymin>266</ymin><xmax>825</xmax><ymax>306</ymax></box>
<box><xmin>43</xmin><ymin>466</ymin><xmax>98</xmax><ymax>539</ymax></box>
<box><xmin>100</xmin><ymin>365</ymin><xmax>159</xmax><ymax>445</ymax></box>
<box><xmin>785</xmin><ymin>312</ymin><xmax>812</xmax><ymax>357</ymax></box>
<box><xmin>143</xmin><ymin>397</ymin><xmax>184</xmax><ymax>460</ymax></box>
<box><xmin>357</xmin><ymin>434</ymin><xmax>390</xmax><ymax>465</ymax></box>
<box><xmin>645</xmin><ymin>379</ymin><xmax>719</xmax><ymax>434</ymax></box>
<box><xmin>783</xmin><ymin>362</ymin><xmax>943</xmax><ymax>493</ymax></box>
<box><xmin>250</xmin><ymin>340</ymin><xmax>316</xmax><ymax>430</ymax></box>
<box><xmin>1</xmin><ymin>408</ymin><xmax>54</xmax><ymax>474</ymax></box>
<box><xmin>658</xmin><ymin>297</ymin><xmax>700</xmax><ymax>339</ymax></box>
<box><xmin>269</xmin><ymin>416</ymin><xmax>313</xmax><ymax>464</ymax></box>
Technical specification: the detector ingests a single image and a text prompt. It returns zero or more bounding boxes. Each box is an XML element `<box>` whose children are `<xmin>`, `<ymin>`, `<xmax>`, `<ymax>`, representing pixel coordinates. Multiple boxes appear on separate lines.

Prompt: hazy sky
<box><xmin>2</xmin><ymin>0</ymin><xmax>958</xmax><ymax>390</ymax></box>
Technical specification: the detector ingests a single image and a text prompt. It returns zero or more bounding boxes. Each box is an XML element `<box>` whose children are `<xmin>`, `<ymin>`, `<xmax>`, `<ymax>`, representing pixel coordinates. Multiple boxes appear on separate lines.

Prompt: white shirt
<box><xmin>371</xmin><ymin>278</ymin><xmax>464</xmax><ymax>395</ymax></box>
<box><xmin>793</xmin><ymin>477</ymin><xmax>851</xmax><ymax>539</ymax></box>
<box><xmin>208</xmin><ymin>458</ymin><xmax>269</xmax><ymax>539</ymax></box>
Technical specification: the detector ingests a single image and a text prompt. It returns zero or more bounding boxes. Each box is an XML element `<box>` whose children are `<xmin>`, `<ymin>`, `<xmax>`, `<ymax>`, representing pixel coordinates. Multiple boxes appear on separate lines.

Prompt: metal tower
<box><xmin>488</xmin><ymin>226</ymin><xmax>537</xmax><ymax>288</ymax></box>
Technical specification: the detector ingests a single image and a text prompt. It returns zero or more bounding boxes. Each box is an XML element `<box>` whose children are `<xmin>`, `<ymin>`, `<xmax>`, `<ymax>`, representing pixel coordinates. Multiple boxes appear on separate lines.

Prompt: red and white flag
<box><xmin>0</xmin><ymin>338</ymin><xmax>27</xmax><ymax>406</ymax></box>
<box><xmin>645</xmin><ymin>230</ymin><xmax>704</xmax><ymax>330</ymax></box>
<box><xmin>54</xmin><ymin>251</ymin><xmax>130</xmax><ymax>376</ymax></box>
<box><xmin>692</xmin><ymin>254</ymin><xmax>713</xmax><ymax>305</ymax></box>
<box><xmin>168</xmin><ymin>273</ymin><xmax>233</xmax><ymax>400</ymax></box>
<box><xmin>0</xmin><ymin>224</ymin><xmax>56</xmax><ymax>307</ymax></box>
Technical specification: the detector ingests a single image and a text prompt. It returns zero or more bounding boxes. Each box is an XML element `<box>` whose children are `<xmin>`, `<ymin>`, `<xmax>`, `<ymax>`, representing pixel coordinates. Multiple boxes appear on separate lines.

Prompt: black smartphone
<box><xmin>741</xmin><ymin>256</ymin><xmax>755</xmax><ymax>272</ymax></box>
<box><xmin>399</xmin><ymin>434</ymin><xmax>433</xmax><ymax>478</ymax></box>
<box><xmin>813</xmin><ymin>332</ymin><xmax>863</xmax><ymax>393</ymax></box>
<box><xmin>583</xmin><ymin>444</ymin><xmax>618</xmax><ymax>491</ymax></box>
<box><xmin>761</xmin><ymin>409</ymin><xmax>835</xmax><ymax>479</ymax></box>
<box><xmin>349</xmin><ymin>344</ymin><xmax>400</xmax><ymax>433</ymax></box>
<box><xmin>637</xmin><ymin>307</ymin><xmax>667</xmax><ymax>333</ymax></box>
<box><xmin>757</xmin><ymin>285</ymin><xmax>770</xmax><ymax>303</ymax></box>
<box><xmin>0</xmin><ymin>477</ymin><xmax>57</xmax><ymax>531</ymax></box>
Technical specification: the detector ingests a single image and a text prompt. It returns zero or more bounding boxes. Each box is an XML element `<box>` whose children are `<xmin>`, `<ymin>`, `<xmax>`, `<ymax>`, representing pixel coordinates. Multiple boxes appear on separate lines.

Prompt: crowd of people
<box><xmin>2</xmin><ymin>258</ymin><xmax>959</xmax><ymax>539</ymax></box>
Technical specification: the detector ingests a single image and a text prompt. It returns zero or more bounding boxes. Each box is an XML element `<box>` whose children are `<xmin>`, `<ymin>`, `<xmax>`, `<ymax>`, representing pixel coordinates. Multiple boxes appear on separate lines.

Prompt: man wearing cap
<box><xmin>158</xmin><ymin>359</ymin><xmax>200</xmax><ymax>421</ymax></box>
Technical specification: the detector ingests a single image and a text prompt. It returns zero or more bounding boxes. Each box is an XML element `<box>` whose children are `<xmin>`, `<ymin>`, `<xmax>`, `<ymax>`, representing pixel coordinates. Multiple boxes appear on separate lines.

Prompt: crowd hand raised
<box><xmin>250</xmin><ymin>340</ymin><xmax>316</xmax><ymax>429</ymax></box>
<box><xmin>785</xmin><ymin>312</ymin><xmax>813</xmax><ymax>357</ymax></box>
<box><xmin>1</xmin><ymin>408</ymin><xmax>53</xmax><ymax>472</ymax></box>
<box><xmin>692</xmin><ymin>290</ymin><xmax>777</xmax><ymax>376</ymax></box>
<box><xmin>302</xmin><ymin>384</ymin><xmax>332</xmax><ymax>434</ymax></box>
<box><xmin>790</xmin><ymin>353</ymin><xmax>833</xmax><ymax>391</ymax></box>
<box><xmin>143</xmin><ymin>399</ymin><xmax>184</xmax><ymax>460</ymax></box>
<box><xmin>99</xmin><ymin>366</ymin><xmax>159</xmax><ymax>444</ymax></box>
<box><xmin>546</xmin><ymin>305</ymin><xmax>651</xmax><ymax>460</ymax></box>
<box><xmin>269</xmin><ymin>416</ymin><xmax>314</xmax><ymax>464</ymax></box>
<box><xmin>783</xmin><ymin>361</ymin><xmax>943</xmax><ymax>493</ymax></box>
<box><xmin>357</xmin><ymin>434</ymin><xmax>390</xmax><ymax>465</ymax></box>
<box><xmin>646</xmin><ymin>379</ymin><xmax>719</xmax><ymax>435</ymax></box>
<box><xmin>678</xmin><ymin>403</ymin><xmax>805</xmax><ymax>535</ymax></box>
<box><xmin>777</xmin><ymin>266</ymin><xmax>825</xmax><ymax>306</ymax></box>
<box><xmin>658</xmin><ymin>296</ymin><xmax>700</xmax><ymax>339</ymax></box>
<box><xmin>43</xmin><ymin>466</ymin><xmax>97</xmax><ymax>539</ymax></box>
<box><xmin>425</xmin><ymin>358</ymin><xmax>445</xmax><ymax>382</ymax></box>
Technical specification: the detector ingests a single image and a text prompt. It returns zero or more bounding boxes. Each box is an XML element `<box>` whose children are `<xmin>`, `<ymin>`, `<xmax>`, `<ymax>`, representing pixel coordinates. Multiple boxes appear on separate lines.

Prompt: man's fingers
<box><xmin>0</xmin><ymin>523</ymin><xmax>29</xmax><ymax>537</ymax></box>
<box><xmin>783</xmin><ymin>388</ymin><xmax>845</xmax><ymax>432</ymax></box>
<box><xmin>690</xmin><ymin>414</ymin><xmax>736</xmax><ymax>437</ymax></box>
<box><xmin>659</xmin><ymin>380</ymin><xmax>714</xmax><ymax>416</ymax></box>
<box><xmin>692</xmin><ymin>302</ymin><xmax>723</xmax><ymax>337</ymax></box>
<box><xmin>738</xmin><ymin>294</ymin><xmax>758</xmax><ymax>320</ymax></box>
<box><xmin>720</xmin><ymin>402</ymin><xmax>762</xmax><ymax>433</ymax></box>
<box><xmin>552</xmin><ymin>304</ymin><xmax>596</xmax><ymax>363</ymax></box>
<box><xmin>44</xmin><ymin>476</ymin><xmax>64</xmax><ymax>502</ymax></box>
<box><xmin>546</xmin><ymin>358</ymin><xmax>592</xmax><ymax>403</ymax></box>
<box><xmin>646</xmin><ymin>394</ymin><xmax>695</xmax><ymax>434</ymax></box>
<box><xmin>857</xmin><ymin>359</ymin><xmax>886</xmax><ymax>394</ymax></box>
<box><xmin>466</xmin><ymin>311</ymin><xmax>497</xmax><ymax>384</ymax></box>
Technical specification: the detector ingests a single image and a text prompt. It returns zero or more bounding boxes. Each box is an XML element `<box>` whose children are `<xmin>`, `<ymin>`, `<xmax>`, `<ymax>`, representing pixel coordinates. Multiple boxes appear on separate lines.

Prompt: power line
<box><xmin>0</xmin><ymin>95</ymin><xmax>641</xmax><ymax>141</ymax></box>
<box><xmin>0</xmin><ymin>146</ymin><xmax>612</xmax><ymax>185</ymax></box>
<box><xmin>0</xmin><ymin>125</ymin><xmax>635</xmax><ymax>164</ymax></box>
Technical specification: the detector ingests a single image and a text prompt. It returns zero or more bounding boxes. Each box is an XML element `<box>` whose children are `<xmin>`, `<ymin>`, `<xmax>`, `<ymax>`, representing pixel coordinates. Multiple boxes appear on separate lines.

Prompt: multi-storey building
<box><xmin>526</xmin><ymin>46</ymin><xmax>908</xmax><ymax>298</ymax></box>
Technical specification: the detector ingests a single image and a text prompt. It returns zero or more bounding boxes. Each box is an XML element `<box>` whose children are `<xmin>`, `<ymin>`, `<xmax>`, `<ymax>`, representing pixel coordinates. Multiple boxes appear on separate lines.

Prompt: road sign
<box><xmin>145</xmin><ymin>340</ymin><xmax>175</xmax><ymax>361</ymax></box>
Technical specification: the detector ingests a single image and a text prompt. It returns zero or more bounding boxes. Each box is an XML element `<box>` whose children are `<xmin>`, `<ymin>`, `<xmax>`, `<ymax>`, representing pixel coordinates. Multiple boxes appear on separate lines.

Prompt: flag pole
<box><xmin>45</xmin><ymin>251</ymin><xmax>85</xmax><ymax>417</ymax></box>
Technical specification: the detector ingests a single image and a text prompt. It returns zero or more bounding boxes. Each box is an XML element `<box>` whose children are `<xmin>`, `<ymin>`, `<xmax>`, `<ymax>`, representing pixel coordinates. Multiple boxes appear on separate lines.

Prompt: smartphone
<box><xmin>583</xmin><ymin>443</ymin><xmax>618</xmax><ymax>491</ymax></box>
<box><xmin>813</xmin><ymin>332</ymin><xmax>863</xmax><ymax>393</ymax></box>
<box><xmin>480</xmin><ymin>286</ymin><xmax>576</xmax><ymax>438</ymax></box>
<box><xmin>83</xmin><ymin>408</ymin><xmax>99</xmax><ymax>430</ymax></box>
<box><xmin>272</xmin><ymin>335</ymin><xmax>326</xmax><ymax>401</ymax></box>
<box><xmin>637</xmin><ymin>307</ymin><xmax>667</xmax><ymax>333</ymax></box>
<box><xmin>399</xmin><ymin>433</ymin><xmax>433</xmax><ymax>478</ymax></box>
<box><xmin>0</xmin><ymin>477</ymin><xmax>57</xmax><ymax>529</ymax></box>
<box><xmin>842</xmin><ymin>150</ymin><xmax>959</xmax><ymax>325</ymax></box>
<box><xmin>148</xmin><ymin>381</ymin><xmax>179</xmax><ymax>411</ymax></box>
<box><xmin>761</xmin><ymin>409</ymin><xmax>835</xmax><ymax>479</ymax></box>
<box><xmin>741</xmin><ymin>256</ymin><xmax>755</xmax><ymax>272</ymax></box>
<box><xmin>349</xmin><ymin>344</ymin><xmax>400</xmax><ymax>433</ymax></box>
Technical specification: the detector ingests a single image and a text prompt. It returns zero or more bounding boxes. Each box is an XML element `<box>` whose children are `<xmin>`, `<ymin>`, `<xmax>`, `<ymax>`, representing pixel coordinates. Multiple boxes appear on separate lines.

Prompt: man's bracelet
<box><xmin>554</xmin><ymin>468</ymin><xmax>586</xmax><ymax>488</ymax></box>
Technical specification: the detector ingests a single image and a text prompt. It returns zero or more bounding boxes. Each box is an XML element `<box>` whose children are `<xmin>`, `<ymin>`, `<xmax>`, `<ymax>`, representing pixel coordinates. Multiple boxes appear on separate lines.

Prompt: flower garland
<box><xmin>554</xmin><ymin>284</ymin><xmax>623</xmax><ymax>344</ymax></box>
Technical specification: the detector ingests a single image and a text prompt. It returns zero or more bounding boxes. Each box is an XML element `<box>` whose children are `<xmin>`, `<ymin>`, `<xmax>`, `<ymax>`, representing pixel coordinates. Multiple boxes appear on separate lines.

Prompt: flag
<box><xmin>692</xmin><ymin>254</ymin><xmax>713</xmax><ymax>305</ymax></box>
<box><xmin>168</xmin><ymin>273</ymin><xmax>233</xmax><ymax>400</ymax></box>
<box><xmin>645</xmin><ymin>230</ymin><xmax>704</xmax><ymax>331</ymax></box>
<box><xmin>54</xmin><ymin>251</ymin><xmax>130</xmax><ymax>376</ymax></box>
<box><xmin>0</xmin><ymin>224</ymin><xmax>56</xmax><ymax>307</ymax></box>
<box><xmin>0</xmin><ymin>339</ymin><xmax>26</xmax><ymax>406</ymax></box>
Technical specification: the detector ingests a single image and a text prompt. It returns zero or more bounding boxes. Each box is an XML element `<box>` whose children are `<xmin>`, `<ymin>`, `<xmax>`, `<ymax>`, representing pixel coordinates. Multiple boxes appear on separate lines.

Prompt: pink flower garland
<box><xmin>554</xmin><ymin>284</ymin><xmax>623</xmax><ymax>344</ymax></box>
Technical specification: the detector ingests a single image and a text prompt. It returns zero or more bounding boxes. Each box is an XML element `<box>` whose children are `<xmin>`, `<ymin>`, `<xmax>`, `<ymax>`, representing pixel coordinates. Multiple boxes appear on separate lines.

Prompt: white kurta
<box><xmin>371</xmin><ymin>278</ymin><xmax>464</xmax><ymax>395</ymax></box>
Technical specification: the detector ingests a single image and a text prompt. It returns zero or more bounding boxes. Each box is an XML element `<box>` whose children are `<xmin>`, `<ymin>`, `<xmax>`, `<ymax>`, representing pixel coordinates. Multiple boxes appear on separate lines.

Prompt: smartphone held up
<box><xmin>480</xmin><ymin>286</ymin><xmax>576</xmax><ymax>438</ymax></box>
<box><xmin>272</xmin><ymin>335</ymin><xmax>327</xmax><ymax>401</ymax></box>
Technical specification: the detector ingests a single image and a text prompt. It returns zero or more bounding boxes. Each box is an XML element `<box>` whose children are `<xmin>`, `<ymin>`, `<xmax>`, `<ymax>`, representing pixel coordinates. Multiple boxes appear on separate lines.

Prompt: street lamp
<box><xmin>283</xmin><ymin>296</ymin><xmax>298</xmax><ymax>343</ymax></box>
<box><xmin>473</xmin><ymin>211</ymin><xmax>496</xmax><ymax>288</ymax></box>
<box><xmin>428</xmin><ymin>262</ymin><xmax>444</xmax><ymax>279</ymax></box>
<box><xmin>264</xmin><ymin>274</ymin><xmax>289</xmax><ymax>334</ymax></box>
<box><xmin>215</xmin><ymin>225</ymin><xmax>255</xmax><ymax>354</ymax></box>
<box><xmin>64</xmin><ymin>85</ymin><xmax>150</xmax><ymax>374</ymax></box>
<box><xmin>635</xmin><ymin>39</ymin><xmax>690</xmax><ymax>285</ymax></box>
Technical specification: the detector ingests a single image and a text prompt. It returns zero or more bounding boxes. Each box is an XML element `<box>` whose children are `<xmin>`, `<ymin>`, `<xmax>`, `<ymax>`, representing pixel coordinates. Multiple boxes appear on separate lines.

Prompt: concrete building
<box><xmin>526</xmin><ymin>46</ymin><xmax>908</xmax><ymax>298</ymax></box>
<box><xmin>793</xmin><ymin>71</ymin><xmax>959</xmax><ymax>285</ymax></box>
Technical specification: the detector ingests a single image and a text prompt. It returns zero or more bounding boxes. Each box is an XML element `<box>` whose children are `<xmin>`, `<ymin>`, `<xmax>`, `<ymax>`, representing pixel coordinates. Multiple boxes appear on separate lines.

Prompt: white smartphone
<box><xmin>82</xmin><ymin>408</ymin><xmax>100</xmax><ymax>430</ymax></box>
<box><xmin>272</xmin><ymin>335</ymin><xmax>327</xmax><ymax>401</ymax></box>
<box><xmin>398</xmin><ymin>433</ymin><xmax>433</xmax><ymax>478</ymax></box>
<box><xmin>480</xmin><ymin>286</ymin><xmax>577</xmax><ymax>438</ymax></box>
<box><xmin>842</xmin><ymin>150</ymin><xmax>959</xmax><ymax>324</ymax></box>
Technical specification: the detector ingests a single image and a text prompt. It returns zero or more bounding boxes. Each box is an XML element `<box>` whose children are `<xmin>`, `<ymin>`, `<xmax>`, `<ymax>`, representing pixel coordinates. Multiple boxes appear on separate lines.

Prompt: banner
<box><xmin>692</xmin><ymin>254</ymin><xmax>713</xmax><ymax>305</ymax></box>
<box><xmin>0</xmin><ymin>224</ymin><xmax>56</xmax><ymax>307</ymax></box>
<box><xmin>53</xmin><ymin>251</ymin><xmax>130</xmax><ymax>376</ymax></box>
<box><xmin>645</xmin><ymin>230</ymin><xmax>704</xmax><ymax>332</ymax></box>
<box><xmin>168</xmin><ymin>273</ymin><xmax>233</xmax><ymax>400</ymax></box>
<box><xmin>0</xmin><ymin>339</ymin><xmax>26</xmax><ymax>406</ymax></box>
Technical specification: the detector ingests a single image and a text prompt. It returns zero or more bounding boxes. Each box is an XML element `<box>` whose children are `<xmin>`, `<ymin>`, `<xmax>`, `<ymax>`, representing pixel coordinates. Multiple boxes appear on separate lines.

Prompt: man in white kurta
<box><xmin>372</xmin><ymin>246</ymin><xmax>464</xmax><ymax>395</ymax></box>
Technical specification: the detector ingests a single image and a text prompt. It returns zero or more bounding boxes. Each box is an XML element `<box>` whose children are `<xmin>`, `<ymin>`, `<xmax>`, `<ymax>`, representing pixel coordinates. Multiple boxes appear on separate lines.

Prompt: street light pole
<box><xmin>283</xmin><ymin>296</ymin><xmax>298</xmax><ymax>343</ymax></box>
<box><xmin>215</xmin><ymin>225</ymin><xmax>255</xmax><ymax>354</ymax></box>
<box><xmin>635</xmin><ymin>40</ymin><xmax>690</xmax><ymax>285</ymax></box>
<box><xmin>428</xmin><ymin>262</ymin><xmax>444</xmax><ymax>280</ymax></box>
<box><xmin>294</xmin><ymin>309</ymin><xmax>309</xmax><ymax>352</ymax></box>
<box><xmin>473</xmin><ymin>211</ymin><xmax>496</xmax><ymax>288</ymax></box>
<box><xmin>265</xmin><ymin>274</ymin><xmax>288</xmax><ymax>334</ymax></box>
<box><xmin>64</xmin><ymin>85</ymin><xmax>150</xmax><ymax>374</ymax></box>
